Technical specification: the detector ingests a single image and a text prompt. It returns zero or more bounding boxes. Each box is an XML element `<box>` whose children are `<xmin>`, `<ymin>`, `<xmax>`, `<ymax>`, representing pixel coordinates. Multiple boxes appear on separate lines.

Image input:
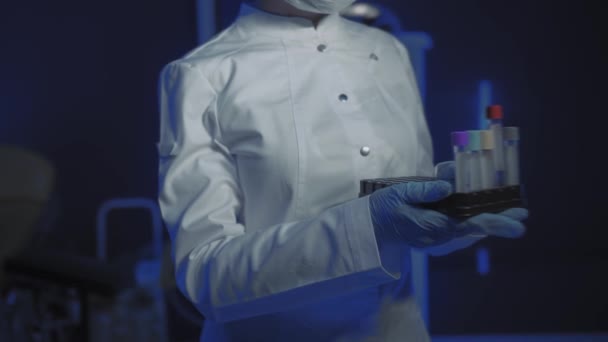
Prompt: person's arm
<box><xmin>158</xmin><ymin>61</ymin><xmax>400</xmax><ymax>323</ymax></box>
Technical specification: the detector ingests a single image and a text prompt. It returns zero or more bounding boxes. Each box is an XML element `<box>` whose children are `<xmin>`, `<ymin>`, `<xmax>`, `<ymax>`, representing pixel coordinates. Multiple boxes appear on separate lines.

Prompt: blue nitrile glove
<box><xmin>435</xmin><ymin>160</ymin><xmax>456</xmax><ymax>186</ymax></box>
<box><xmin>369</xmin><ymin>179</ymin><xmax>528</xmax><ymax>248</ymax></box>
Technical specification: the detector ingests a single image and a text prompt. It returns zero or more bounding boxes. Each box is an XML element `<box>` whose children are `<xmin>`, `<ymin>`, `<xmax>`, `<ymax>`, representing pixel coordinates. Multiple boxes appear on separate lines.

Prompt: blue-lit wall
<box><xmin>212</xmin><ymin>1</ymin><xmax>606</xmax><ymax>335</ymax></box>
<box><xmin>1</xmin><ymin>0</ymin><xmax>604</xmax><ymax>338</ymax></box>
<box><xmin>0</xmin><ymin>0</ymin><xmax>198</xmax><ymax>255</ymax></box>
<box><xmin>392</xmin><ymin>1</ymin><xmax>605</xmax><ymax>335</ymax></box>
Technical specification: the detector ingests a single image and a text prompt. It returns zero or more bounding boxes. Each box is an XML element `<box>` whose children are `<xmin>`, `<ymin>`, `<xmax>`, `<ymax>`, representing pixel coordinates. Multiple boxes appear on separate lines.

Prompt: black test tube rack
<box><xmin>359</xmin><ymin>176</ymin><xmax>525</xmax><ymax>219</ymax></box>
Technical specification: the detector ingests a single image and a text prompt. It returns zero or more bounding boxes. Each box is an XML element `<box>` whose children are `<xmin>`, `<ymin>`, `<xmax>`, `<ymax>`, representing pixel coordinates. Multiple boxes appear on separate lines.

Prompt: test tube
<box><xmin>503</xmin><ymin>126</ymin><xmax>520</xmax><ymax>185</ymax></box>
<box><xmin>467</xmin><ymin>130</ymin><xmax>483</xmax><ymax>192</ymax></box>
<box><xmin>451</xmin><ymin>131</ymin><xmax>470</xmax><ymax>193</ymax></box>
<box><xmin>480</xmin><ymin>130</ymin><xmax>496</xmax><ymax>189</ymax></box>
<box><xmin>487</xmin><ymin>105</ymin><xmax>505</xmax><ymax>186</ymax></box>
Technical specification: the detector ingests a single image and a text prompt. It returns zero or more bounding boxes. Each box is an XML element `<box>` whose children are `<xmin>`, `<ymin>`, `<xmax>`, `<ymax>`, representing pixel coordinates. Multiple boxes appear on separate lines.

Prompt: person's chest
<box><xmin>211</xmin><ymin>39</ymin><xmax>423</xmax><ymax>223</ymax></box>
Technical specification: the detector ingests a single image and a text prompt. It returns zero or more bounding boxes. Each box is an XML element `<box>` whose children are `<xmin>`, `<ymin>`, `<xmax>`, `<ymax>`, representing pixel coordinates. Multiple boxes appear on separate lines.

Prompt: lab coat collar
<box><xmin>236</xmin><ymin>3</ymin><xmax>345</xmax><ymax>41</ymax></box>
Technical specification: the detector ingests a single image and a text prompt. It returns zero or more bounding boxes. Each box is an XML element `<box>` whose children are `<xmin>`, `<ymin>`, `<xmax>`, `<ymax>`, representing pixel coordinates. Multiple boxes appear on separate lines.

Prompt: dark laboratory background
<box><xmin>0</xmin><ymin>0</ymin><xmax>606</xmax><ymax>341</ymax></box>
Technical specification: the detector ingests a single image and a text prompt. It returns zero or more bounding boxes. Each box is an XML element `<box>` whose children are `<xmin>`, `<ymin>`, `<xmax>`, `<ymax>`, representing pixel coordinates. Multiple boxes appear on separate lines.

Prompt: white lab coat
<box><xmin>158</xmin><ymin>4</ymin><xmax>441</xmax><ymax>341</ymax></box>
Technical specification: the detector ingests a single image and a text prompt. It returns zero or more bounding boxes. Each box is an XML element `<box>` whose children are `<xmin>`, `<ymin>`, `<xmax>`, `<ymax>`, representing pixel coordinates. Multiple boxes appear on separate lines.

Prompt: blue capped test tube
<box><xmin>451</xmin><ymin>132</ymin><xmax>470</xmax><ymax>193</ymax></box>
<box><xmin>503</xmin><ymin>127</ymin><xmax>520</xmax><ymax>185</ymax></box>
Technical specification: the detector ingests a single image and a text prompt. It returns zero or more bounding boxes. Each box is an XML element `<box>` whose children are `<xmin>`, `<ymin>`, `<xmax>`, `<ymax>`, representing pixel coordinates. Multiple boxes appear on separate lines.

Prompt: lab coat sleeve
<box><xmin>390</xmin><ymin>37</ymin><xmax>434</xmax><ymax>177</ymax></box>
<box><xmin>157</xmin><ymin>61</ymin><xmax>399</xmax><ymax>323</ymax></box>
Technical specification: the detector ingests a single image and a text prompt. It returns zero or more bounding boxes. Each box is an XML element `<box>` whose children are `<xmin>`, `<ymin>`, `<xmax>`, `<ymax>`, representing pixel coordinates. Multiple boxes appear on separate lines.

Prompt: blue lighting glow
<box><xmin>478</xmin><ymin>80</ymin><xmax>493</xmax><ymax>130</ymax></box>
<box><xmin>476</xmin><ymin>247</ymin><xmax>491</xmax><ymax>276</ymax></box>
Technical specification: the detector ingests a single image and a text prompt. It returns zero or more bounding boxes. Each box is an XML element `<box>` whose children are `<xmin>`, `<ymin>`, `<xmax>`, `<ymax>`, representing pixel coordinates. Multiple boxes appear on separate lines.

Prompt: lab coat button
<box><xmin>317</xmin><ymin>44</ymin><xmax>327</xmax><ymax>52</ymax></box>
<box><xmin>339</xmin><ymin>94</ymin><xmax>349</xmax><ymax>102</ymax></box>
<box><xmin>360</xmin><ymin>146</ymin><xmax>371</xmax><ymax>156</ymax></box>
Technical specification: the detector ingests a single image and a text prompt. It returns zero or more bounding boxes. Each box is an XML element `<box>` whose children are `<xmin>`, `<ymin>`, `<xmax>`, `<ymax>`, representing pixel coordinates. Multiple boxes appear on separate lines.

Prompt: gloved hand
<box><xmin>434</xmin><ymin>160</ymin><xmax>456</xmax><ymax>187</ymax></box>
<box><xmin>369</xmin><ymin>179</ymin><xmax>528</xmax><ymax>248</ymax></box>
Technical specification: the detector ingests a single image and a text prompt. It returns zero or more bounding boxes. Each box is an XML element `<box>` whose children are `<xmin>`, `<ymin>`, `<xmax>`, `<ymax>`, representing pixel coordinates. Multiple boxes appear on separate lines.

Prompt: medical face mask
<box><xmin>283</xmin><ymin>0</ymin><xmax>357</xmax><ymax>14</ymax></box>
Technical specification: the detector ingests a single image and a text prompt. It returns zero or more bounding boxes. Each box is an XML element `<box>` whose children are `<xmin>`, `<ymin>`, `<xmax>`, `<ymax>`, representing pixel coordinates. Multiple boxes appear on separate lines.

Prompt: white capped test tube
<box><xmin>480</xmin><ymin>130</ymin><xmax>496</xmax><ymax>189</ymax></box>
<box><xmin>487</xmin><ymin>105</ymin><xmax>505</xmax><ymax>186</ymax></box>
<box><xmin>503</xmin><ymin>126</ymin><xmax>520</xmax><ymax>185</ymax></box>
<box><xmin>451</xmin><ymin>131</ymin><xmax>470</xmax><ymax>193</ymax></box>
<box><xmin>467</xmin><ymin>130</ymin><xmax>483</xmax><ymax>192</ymax></box>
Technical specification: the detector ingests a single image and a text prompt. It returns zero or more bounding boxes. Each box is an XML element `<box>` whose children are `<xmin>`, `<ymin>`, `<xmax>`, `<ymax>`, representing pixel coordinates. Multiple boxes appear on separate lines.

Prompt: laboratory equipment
<box><xmin>368</xmin><ymin>178</ymin><xmax>525</xmax><ymax>245</ymax></box>
<box><xmin>92</xmin><ymin>198</ymin><xmax>168</xmax><ymax>342</ymax></box>
<box><xmin>480</xmin><ymin>130</ymin><xmax>496</xmax><ymax>189</ymax></box>
<box><xmin>503</xmin><ymin>127</ymin><xmax>520</xmax><ymax>186</ymax></box>
<box><xmin>452</xmin><ymin>132</ymin><xmax>471</xmax><ymax>193</ymax></box>
<box><xmin>3</xmin><ymin>249</ymin><xmax>129</xmax><ymax>342</ymax></box>
<box><xmin>467</xmin><ymin>131</ymin><xmax>483</xmax><ymax>192</ymax></box>
<box><xmin>487</xmin><ymin>105</ymin><xmax>505</xmax><ymax>186</ymax></box>
<box><xmin>360</xmin><ymin>177</ymin><xmax>525</xmax><ymax>219</ymax></box>
<box><xmin>360</xmin><ymin>108</ymin><xmax>526</xmax><ymax>220</ymax></box>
